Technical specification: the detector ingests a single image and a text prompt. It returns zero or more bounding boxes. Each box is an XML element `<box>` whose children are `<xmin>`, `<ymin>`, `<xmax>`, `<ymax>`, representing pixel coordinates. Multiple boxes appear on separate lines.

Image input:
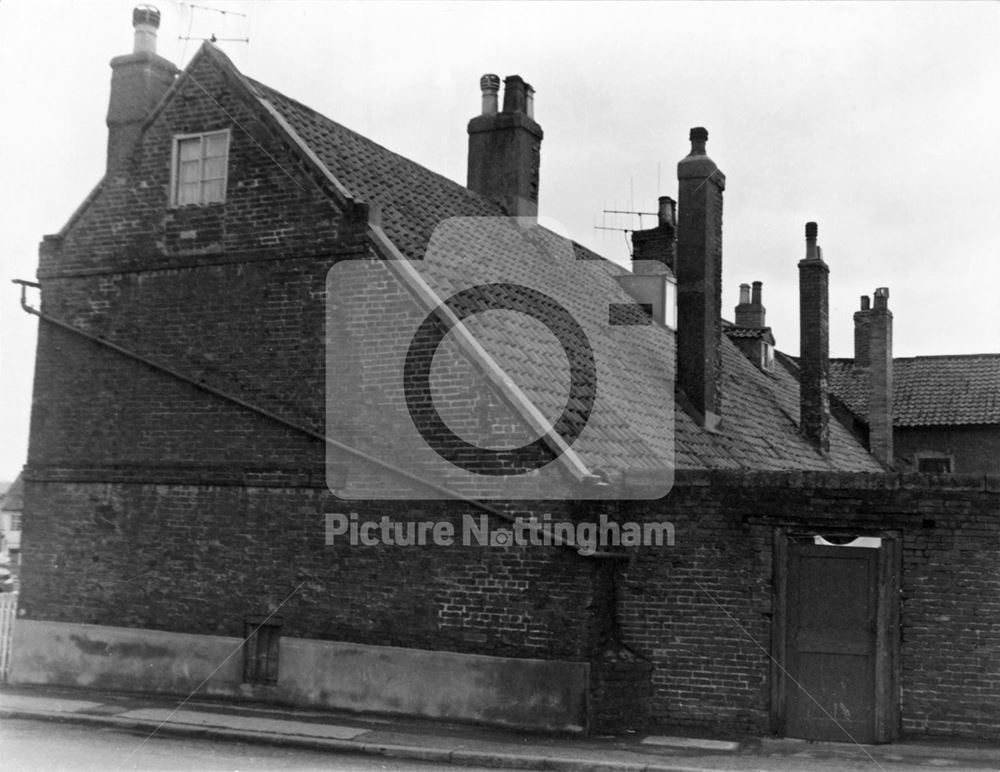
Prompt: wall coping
<box><xmin>672</xmin><ymin>469</ymin><xmax>1000</xmax><ymax>493</ymax></box>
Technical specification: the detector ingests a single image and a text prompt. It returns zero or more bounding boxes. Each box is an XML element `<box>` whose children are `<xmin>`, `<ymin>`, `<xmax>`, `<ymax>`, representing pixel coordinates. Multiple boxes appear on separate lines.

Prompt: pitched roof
<box><xmin>829</xmin><ymin>355</ymin><xmax>1000</xmax><ymax>427</ymax></box>
<box><xmin>0</xmin><ymin>473</ymin><xmax>23</xmax><ymax>512</ymax></box>
<box><xmin>142</xmin><ymin>46</ymin><xmax>886</xmax><ymax>476</ymax></box>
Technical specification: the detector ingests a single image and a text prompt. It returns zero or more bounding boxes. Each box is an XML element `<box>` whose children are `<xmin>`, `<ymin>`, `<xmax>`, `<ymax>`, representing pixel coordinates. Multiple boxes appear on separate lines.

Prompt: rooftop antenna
<box><xmin>178</xmin><ymin>2</ymin><xmax>250</xmax><ymax>53</ymax></box>
<box><xmin>594</xmin><ymin>206</ymin><xmax>657</xmax><ymax>258</ymax></box>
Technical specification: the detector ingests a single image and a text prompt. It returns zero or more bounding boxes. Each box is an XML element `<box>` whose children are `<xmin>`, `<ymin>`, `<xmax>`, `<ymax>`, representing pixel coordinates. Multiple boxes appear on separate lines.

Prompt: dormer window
<box><xmin>171</xmin><ymin>130</ymin><xmax>230</xmax><ymax>206</ymax></box>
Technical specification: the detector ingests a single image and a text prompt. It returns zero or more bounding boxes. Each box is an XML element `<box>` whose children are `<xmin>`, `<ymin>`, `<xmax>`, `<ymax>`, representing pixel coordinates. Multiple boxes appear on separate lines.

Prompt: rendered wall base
<box><xmin>9</xmin><ymin>620</ymin><xmax>588</xmax><ymax>731</ymax></box>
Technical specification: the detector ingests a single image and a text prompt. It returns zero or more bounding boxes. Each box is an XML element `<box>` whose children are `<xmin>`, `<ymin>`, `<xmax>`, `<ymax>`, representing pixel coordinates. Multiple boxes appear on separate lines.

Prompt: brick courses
<box><xmin>20</xmin><ymin>39</ymin><xmax>1000</xmax><ymax>740</ymax></box>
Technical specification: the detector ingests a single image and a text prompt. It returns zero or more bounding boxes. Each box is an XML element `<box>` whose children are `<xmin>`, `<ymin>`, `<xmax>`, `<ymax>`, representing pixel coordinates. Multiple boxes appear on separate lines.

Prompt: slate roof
<box><xmin>829</xmin><ymin>355</ymin><xmax>1000</xmax><ymax>428</ymax></box>
<box><xmin>200</xmin><ymin>46</ymin><xmax>883</xmax><ymax>474</ymax></box>
<box><xmin>0</xmin><ymin>474</ymin><xmax>23</xmax><ymax>512</ymax></box>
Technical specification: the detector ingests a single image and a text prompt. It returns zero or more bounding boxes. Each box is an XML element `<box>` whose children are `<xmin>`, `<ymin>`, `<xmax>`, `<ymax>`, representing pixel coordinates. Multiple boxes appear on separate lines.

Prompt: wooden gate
<box><xmin>772</xmin><ymin>532</ymin><xmax>899</xmax><ymax>744</ymax></box>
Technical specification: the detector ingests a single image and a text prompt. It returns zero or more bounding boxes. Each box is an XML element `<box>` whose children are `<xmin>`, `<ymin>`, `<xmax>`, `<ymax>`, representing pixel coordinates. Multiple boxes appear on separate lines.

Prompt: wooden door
<box><xmin>773</xmin><ymin>533</ymin><xmax>899</xmax><ymax>744</ymax></box>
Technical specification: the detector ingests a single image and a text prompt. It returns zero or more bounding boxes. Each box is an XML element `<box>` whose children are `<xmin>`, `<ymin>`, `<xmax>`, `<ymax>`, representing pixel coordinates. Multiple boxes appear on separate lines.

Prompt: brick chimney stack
<box><xmin>631</xmin><ymin>196</ymin><xmax>677</xmax><ymax>273</ymax></box>
<box><xmin>107</xmin><ymin>5</ymin><xmax>178</xmax><ymax>172</ymax></box>
<box><xmin>676</xmin><ymin>127</ymin><xmax>725</xmax><ymax>429</ymax></box>
<box><xmin>798</xmin><ymin>221</ymin><xmax>830</xmax><ymax>452</ymax></box>
<box><xmin>735</xmin><ymin>281</ymin><xmax>766</xmax><ymax>327</ymax></box>
<box><xmin>868</xmin><ymin>287</ymin><xmax>894</xmax><ymax>466</ymax></box>
<box><xmin>854</xmin><ymin>295</ymin><xmax>872</xmax><ymax>367</ymax></box>
<box><xmin>467</xmin><ymin>74</ymin><xmax>543</xmax><ymax>218</ymax></box>
<box><xmin>616</xmin><ymin>196</ymin><xmax>678</xmax><ymax>329</ymax></box>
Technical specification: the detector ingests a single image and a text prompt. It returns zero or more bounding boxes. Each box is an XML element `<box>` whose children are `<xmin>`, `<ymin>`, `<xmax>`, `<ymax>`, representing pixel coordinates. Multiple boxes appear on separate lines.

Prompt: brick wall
<box><xmin>23</xmin><ymin>44</ymin><xmax>624</xmax><ymax>718</ymax></box>
<box><xmin>620</xmin><ymin>471</ymin><xmax>1000</xmax><ymax>740</ymax></box>
<box><xmin>895</xmin><ymin>425</ymin><xmax>1000</xmax><ymax>476</ymax></box>
<box><xmin>23</xmin><ymin>46</ymin><xmax>1000</xmax><ymax>740</ymax></box>
<box><xmin>19</xmin><ymin>480</ymin><xmax>606</xmax><ymax>661</ymax></box>
<box><xmin>22</xmin><ymin>470</ymin><xmax>998</xmax><ymax>738</ymax></box>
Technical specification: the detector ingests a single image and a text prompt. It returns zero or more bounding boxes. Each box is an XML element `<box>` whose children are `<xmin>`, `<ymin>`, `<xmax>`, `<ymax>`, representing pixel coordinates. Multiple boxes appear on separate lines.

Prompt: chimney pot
<box><xmin>657</xmin><ymin>196</ymin><xmax>676</xmax><ymax>228</ymax></box>
<box><xmin>751</xmin><ymin>280</ymin><xmax>763</xmax><ymax>305</ymax></box>
<box><xmin>525</xmin><ymin>84</ymin><xmax>535</xmax><ymax>119</ymax></box>
<box><xmin>854</xmin><ymin>295</ymin><xmax>872</xmax><ymax>367</ymax></box>
<box><xmin>873</xmin><ymin>286</ymin><xmax>890</xmax><ymax>308</ymax></box>
<box><xmin>132</xmin><ymin>4</ymin><xmax>161</xmax><ymax>54</ymax></box>
<box><xmin>804</xmin><ymin>221</ymin><xmax>822</xmax><ymax>261</ymax></box>
<box><xmin>502</xmin><ymin>75</ymin><xmax>528</xmax><ymax>113</ymax></box>
<box><xmin>479</xmin><ymin>74</ymin><xmax>500</xmax><ymax>116</ymax></box>
<box><xmin>689</xmin><ymin>126</ymin><xmax>708</xmax><ymax>155</ymax></box>
<box><xmin>739</xmin><ymin>283</ymin><xmax>751</xmax><ymax>305</ymax></box>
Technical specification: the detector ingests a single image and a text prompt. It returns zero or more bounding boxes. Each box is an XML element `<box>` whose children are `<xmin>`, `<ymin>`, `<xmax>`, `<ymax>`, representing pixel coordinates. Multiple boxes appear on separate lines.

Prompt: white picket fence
<box><xmin>0</xmin><ymin>592</ymin><xmax>16</xmax><ymax>681</ymax></box>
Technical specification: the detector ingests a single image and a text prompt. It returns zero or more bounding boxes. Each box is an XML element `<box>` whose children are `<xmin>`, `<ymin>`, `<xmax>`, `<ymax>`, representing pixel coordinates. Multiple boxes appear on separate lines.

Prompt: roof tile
<box><xmin>244</xmin><ymin>66</ymin><xmax>880</xmax><ymax>473</ymax></box>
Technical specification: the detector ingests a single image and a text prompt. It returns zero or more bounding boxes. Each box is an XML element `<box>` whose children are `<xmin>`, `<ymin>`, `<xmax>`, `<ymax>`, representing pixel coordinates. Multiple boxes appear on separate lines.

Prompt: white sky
<box><xmin>1</xmin><ymin>1</ymin><xmax>998</xmax><ymax>481</ymax></box>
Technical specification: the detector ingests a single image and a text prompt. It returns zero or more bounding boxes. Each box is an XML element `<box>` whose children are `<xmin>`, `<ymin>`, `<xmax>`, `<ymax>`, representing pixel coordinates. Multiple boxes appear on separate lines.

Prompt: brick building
<box><xmin>830</xmin><ymin>347</ymin><xmax>1000</xmax><ymax>475</ymax></box>
<box><xmin>11</xmin><ymin>8</ymin><xmax>1000</xmax><ymax>743</ymax></box>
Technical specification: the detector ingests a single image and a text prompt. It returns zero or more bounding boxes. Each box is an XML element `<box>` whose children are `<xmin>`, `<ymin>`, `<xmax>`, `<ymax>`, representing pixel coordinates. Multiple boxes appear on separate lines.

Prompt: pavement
<box><xmin>1</xmin><ymin>685</ymin><xmax>998</xmax><ymax>772</ymax></box>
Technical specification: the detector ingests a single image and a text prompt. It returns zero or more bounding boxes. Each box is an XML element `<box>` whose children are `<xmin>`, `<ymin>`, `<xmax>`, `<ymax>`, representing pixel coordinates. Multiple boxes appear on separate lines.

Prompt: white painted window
<box><xmin>171</xmin><ymin>130</ymin><xmax>230</xmax><ymax>206</ymax></box>
<box><xmin>761</xmin><ymin>341</ymin><xmax>775</xmax><ymax>371</ymax></box>
<box><xmin>664</xmin><ymin>275</ymin><xmax>677</xmax><ymax>330</ymax></box>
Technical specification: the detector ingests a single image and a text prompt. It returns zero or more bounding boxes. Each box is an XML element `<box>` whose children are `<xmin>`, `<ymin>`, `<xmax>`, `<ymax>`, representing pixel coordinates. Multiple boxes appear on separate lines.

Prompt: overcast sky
<box><xmin>1</xmin><ymin>1</ymin><xmax>998</xmax><ymax>481</ymax></box>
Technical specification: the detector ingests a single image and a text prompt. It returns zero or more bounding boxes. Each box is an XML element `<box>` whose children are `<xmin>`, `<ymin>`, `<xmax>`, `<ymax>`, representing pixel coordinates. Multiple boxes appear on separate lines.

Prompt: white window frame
<box><xmin>761</xmin><ymin>341</ymin><xmax>775</xmax><ymax>371</ymax></box>
<box><xmin>170</xmin><ymin>129</ymin><xmax>231</xmax><ymax>207</ymax></box>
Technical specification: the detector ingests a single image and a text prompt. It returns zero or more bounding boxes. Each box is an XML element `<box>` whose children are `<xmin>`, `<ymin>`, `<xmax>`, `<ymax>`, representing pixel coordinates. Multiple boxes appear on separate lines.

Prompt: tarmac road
<box><xmin>0</xmin><ymin>717</ymin><xmax>505</xmax><ymax>772</ymax></box>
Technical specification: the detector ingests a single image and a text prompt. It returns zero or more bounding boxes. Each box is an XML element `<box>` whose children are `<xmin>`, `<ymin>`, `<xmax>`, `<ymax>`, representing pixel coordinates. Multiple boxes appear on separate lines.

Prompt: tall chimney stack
<box><xmin>854</xmin><ymin>295</ymin><xmax>872</xmax><ymax>367</ymax></box>
<box><xmin>467</xmin><ymin>74</ymin><xmax>543</xmax><ymax>218</ymax></box>
<box><xmin>798</xmin><ymin>221</ymin><xmax>830</xmax><ymax>452</ymax></box>
<box><xmin>106</xmin><ymin>5</ymin><xmax>178</xmax><ymax>172</ymax></box>
<box><xmin>676</xmin><ymin>127</ymin><xmax>725</xmax><ymax>429</ymax></box>
<box><xmin>868</xmin><ymin>287</ymin><xmax>894</xmax><ymax>466</ymax></box>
